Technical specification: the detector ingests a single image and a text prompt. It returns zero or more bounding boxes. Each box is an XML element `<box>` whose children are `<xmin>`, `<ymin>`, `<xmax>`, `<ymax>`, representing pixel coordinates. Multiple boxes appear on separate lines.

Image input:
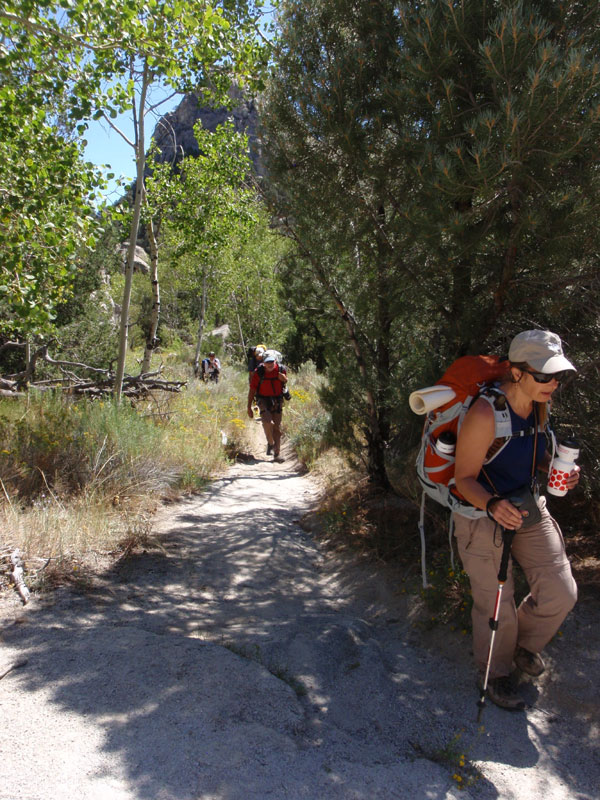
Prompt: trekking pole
<box><xmin>476</xmin><ymin>498</ymin><xmax>522</xmax><ymax>722</ymax></box>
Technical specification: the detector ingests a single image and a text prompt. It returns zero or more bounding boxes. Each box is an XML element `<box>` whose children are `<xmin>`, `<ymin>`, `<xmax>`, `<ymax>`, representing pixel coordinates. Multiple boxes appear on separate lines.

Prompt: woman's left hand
<box><xmin>566</xmin><ymin>466</ymin><xmax>581</xmax><ymax>490</ymax></box>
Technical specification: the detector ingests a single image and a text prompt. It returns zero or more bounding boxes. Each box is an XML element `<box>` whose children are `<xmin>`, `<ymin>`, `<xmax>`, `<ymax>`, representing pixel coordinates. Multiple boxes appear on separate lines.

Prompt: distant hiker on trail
<box><xmin>201</xmin><ymin>352</ymin><xmax>221</xmax><ymax>383</ymax></box>
<box><xmin>247</xmin><ymin>350</ymin><xmax>288</xmax><ymax>462</ymax></box>
<box><xmin>453</xmin><ymin>330</ymin><xmax>579</xmax><ymax>711</ymax></box>
<box><xmin>247</xmin><ymin>344</ymin><xmax>267</xmax><ymax>379</ymax></box>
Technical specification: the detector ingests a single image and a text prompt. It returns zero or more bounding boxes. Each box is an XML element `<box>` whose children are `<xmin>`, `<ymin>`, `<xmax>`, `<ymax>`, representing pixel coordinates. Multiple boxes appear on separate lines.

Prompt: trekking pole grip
<box><xmin>497</xmin><ymin>497</ymin><xmax>523</xmax><ymax>583</ymax></box>
<box><xmin>498</xmin><ymin>530</ymin><xmax>515</xmax><ymax>583</ymax></box>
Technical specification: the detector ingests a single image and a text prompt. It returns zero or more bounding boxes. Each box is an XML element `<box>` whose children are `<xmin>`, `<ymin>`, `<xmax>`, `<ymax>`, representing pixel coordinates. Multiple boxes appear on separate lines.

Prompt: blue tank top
<box><xmin>477</xmin><ymin>401</ymin><xmax>546</xmax><ymax>495</ymax></box>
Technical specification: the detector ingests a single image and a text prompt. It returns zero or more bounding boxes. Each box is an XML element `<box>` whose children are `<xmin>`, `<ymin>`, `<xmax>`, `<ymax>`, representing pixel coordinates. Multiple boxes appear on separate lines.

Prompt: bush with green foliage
<box><xmin>261</xmin><ymin>0</ymin><xmax>600</xmax><ymax>498</ymax></box>
<box><xmin>282</xmin><ymin>362</ymin><xmax>332</xmax><ymax>466</ymax></box>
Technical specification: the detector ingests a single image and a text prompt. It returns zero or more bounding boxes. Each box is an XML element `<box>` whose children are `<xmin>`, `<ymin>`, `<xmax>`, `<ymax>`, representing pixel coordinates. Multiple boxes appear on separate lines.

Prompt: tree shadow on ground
<box><xmin>1</xmin><ymin>462</ymin><xmax>596</xmax><ymax>798</ymax></box>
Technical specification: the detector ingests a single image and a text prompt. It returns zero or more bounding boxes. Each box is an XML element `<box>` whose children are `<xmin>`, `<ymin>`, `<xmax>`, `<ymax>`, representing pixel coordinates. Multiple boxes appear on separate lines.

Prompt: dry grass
<box><xmin>0</xmin><ymin>363</ymin><xmax>255</xmax><ymax>596</ymax></box>
<box><xmin>0</xmin><ymin>493</ymin><xmax>155</xmax><ymax>558</ymax></box>
<box><xmin>300</xmin><ymin>446</ymin><xmax>421</xmax><ymax>569</ymax></box>
<box><xmin>309</xmin><ymin>445</ymin><xmax>355</xmax><ymax>490</ymax></box>
<box><xmin>0</xmin><ymin>491</ymin><xmax>158</xmax><ymax>596</ymax></box>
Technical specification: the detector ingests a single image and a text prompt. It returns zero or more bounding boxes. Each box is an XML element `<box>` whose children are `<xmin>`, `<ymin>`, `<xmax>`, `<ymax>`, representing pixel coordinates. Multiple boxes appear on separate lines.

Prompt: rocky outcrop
<box><xmin>209</xmin><ymin>324</ymin><xmax>231</xmax><ymax>342</ymax></box>
<box><xmin>117</xmin><ymin>244</ymin><xmax>150</xmax><ymax>275</ymax></box>
<box><xmin>152</xmin><ymin>88</ymin><xmax>263</xmax><ymax>177</ymax></box>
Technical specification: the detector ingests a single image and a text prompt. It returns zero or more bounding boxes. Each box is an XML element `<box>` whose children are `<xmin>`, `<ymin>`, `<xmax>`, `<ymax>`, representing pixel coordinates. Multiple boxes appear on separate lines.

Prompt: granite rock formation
<box><xmin>152</xmin><ymin>88</ymin><xmax>263</xmax><ymax>177</ymax></box>
<box><xmin>117</xmin><ymin>244</ymin><xmax>150</xmax><ymax>275</ymax></box>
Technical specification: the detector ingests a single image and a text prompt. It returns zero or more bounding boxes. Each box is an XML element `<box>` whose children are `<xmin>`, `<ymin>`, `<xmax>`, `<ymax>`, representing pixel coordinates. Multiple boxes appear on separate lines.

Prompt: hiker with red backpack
<box><xmin>451</xmin><ymin>330</ymin><xmax>579</xmax><ymax>711</ymax></box>
<box><xmin>247</xmin><ymin>350</ymin><xmax>289</xmax><ymax>462</ymax></box>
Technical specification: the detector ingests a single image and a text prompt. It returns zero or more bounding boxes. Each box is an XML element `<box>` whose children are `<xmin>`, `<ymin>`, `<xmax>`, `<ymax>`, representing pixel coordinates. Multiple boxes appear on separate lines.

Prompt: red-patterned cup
<box><xmin>547</xmin><ymin>440</ymin><xmax>579</xmax><ymax>497</ymax></box>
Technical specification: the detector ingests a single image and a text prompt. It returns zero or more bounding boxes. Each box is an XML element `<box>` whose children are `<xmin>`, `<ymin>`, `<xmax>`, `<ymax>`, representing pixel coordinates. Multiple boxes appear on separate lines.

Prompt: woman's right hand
<box><xmin>487</xmin><ymin>498</ymin><xmax>524</xmax><ymax>530</ymax></box>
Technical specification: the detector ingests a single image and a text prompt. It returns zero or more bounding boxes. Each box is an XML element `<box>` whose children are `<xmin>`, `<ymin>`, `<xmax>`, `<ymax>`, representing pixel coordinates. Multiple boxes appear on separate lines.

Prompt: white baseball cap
<box><xmin>508</xmin><ymin>330</ymin><xmax>576</xmax><ymax>373</ymax></box>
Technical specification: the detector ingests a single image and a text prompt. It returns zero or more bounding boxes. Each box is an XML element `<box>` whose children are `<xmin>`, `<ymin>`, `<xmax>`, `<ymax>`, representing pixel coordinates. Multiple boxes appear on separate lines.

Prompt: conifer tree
<box><xmin>262</xmin><ymin>0</ymin><xmax>600</xmax><ymax>487</ymax></box>
<box><xmin>261</xmin><ymin>0</ymin><xmax>415</xmax><ymax>489</ymax></box>
<box><xmin>395</xmin><ymin>0</ymin><xmax>600</xmax><ymax>357</ymax></box>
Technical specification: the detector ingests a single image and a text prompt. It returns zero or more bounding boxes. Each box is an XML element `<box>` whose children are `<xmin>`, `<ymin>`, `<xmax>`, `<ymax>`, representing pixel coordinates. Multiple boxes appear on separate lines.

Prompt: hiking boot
<box><xmin>514</xmin><ymin>646</ymin><xmax>545</xmax><ymax>677</ymax></box>
<box><xmin>266</xmin><ymin>444</ymin><xmax>273</xmax><ymax>455</ymax></box>
<box><xmin>478</xmin><ymin>674</ymin><xmax>527</xmax><ymax>711</ymax></box>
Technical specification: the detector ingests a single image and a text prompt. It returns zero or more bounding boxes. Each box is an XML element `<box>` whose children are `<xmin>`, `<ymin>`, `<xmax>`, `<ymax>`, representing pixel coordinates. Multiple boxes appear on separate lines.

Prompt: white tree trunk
<box><xmin>24</xmin><ymin>340</ymin><xmax>32</xmax><ymax>383</ymax></box>
<box><xmin>231</xmin><ymin>291</ymin><xmax>246</xmax><ymax>353</ymax></box>
<box><xmin>193</xmin><ymin>272</ymin><xmax>207</xmax><ymax>376</ymax></box>
<box><xmin>114</xmin><ymin>60</ymin><xmax>149</xmax><ymax>402</ymax></box>
<box><xmin>10</xmin><ymin>550</ymin><xmax>30</xmax><ymax>605</ymax></box>
<box><xmin>140</xmin><ymin>217</ymin><xmax>161</xmax><ymax>375</ymax></box>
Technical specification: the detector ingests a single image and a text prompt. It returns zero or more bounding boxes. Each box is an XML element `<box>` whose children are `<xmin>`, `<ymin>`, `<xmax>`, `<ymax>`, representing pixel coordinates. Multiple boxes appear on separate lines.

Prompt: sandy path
<box><xmin>0</xmin><ymin>423</ymin><xmax>598</xmax><ymax>799</ymax></box>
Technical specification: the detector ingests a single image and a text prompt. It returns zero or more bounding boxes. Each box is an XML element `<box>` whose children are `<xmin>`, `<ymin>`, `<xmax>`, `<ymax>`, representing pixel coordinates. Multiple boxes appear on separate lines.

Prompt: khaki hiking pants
<box><xmin>257</xmin><ymin>397</ymin><xmax>282</xmax><ymax>455</ymax></box>
<box><xmin>453</xmin><ymin>497</ymin><xmax>577</xmax><ymax>678</ymax></box>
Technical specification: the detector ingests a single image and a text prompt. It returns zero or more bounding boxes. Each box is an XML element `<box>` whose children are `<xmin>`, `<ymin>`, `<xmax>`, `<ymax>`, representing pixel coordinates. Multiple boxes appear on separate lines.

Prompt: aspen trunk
<box><xmin>24</xmin><ymin>340</ymin><xmax>32</xmax><ymax>383</ymax></box>
<box><xmin>231</xmin><ymin>291</ymin><xmax>246</xmax><ymax>353</ymax></box>
<box><xmin>10</xmin><ymin>550</ymin><xmax>30</xmax><ymax>605</ymax></box>
<box><xmin>193</xmin><ymin>273</ymin><xmax>207</xmax><ymax>377</ymax></box>
<box><xmin>140</xmin><ymin>218</ymin><xmax>161</xmax><ymax>374</ymax></box>
<box><xmin>114</xmin><ymin>60</ymin><xmax>149</xmax><ymax>401</ymax></box>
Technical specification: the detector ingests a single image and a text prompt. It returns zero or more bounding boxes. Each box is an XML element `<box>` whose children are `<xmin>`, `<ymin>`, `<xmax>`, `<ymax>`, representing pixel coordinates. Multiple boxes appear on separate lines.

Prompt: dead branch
<box><xmin>42</xmin><ymin>349</ymin><xmax>114</xmax><ymax>375</ymax></box>
<box><xmin>9</xmin><ymin>550</ymin><xmax>30</xmax><ymax>605</ymax></box>
<box><xmin>0</xmin><ymin>658</ymin><xmax>28</xmax><ymax>681</ymax></box>
<box><xmin>0</xmin><ymin>344</ymin><xmax>187</xmax><ymax>398</ymax></box>
<box><xmin>0</xmin><ymin>341</ymin><xmax>26</xmax><ymax>356</ymax></box>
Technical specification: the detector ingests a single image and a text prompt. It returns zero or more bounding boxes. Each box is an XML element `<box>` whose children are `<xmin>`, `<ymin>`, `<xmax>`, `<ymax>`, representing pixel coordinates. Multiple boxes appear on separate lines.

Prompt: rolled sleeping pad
<box><xmin>409</xmin><ymin>385</ymin><xmax>456</xmax><ymax>415</ymax></box>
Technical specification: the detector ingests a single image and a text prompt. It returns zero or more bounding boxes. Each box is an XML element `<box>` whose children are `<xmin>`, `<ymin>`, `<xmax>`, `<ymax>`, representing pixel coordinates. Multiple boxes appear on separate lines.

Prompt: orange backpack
<box><xmin>417</xmin><ymin>356</ymin><xmax>511</xmax><ymax>497</ymax></box>
<box><xmin>412</xmin><ymin>355</ymin><xmax>516</xmax><ymax>587</ymax></box>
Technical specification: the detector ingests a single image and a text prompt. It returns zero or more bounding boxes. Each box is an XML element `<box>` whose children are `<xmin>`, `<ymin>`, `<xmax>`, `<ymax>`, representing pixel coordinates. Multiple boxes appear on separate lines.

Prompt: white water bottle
<box><xmin>435</xmin><ymin>430</ymin><xmax>456</xmax><ymax>457</ymax></box>
<box><xmin>547</xmin><ymin>440</ymin><xmax>579</xmax><ymax>497</ymax></box>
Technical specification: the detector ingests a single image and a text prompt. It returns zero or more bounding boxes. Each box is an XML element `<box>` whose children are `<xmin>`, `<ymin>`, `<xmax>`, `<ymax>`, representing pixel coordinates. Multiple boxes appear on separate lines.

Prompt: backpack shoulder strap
<box><xmin>478</xmin><ymin>387</ymin><xmax>548</xmax><ymax>465</ymax></box>
<box><xmin>256</xmin><ymin>364</ymin><xmax>265</xmax><ymax>393</ymax></box>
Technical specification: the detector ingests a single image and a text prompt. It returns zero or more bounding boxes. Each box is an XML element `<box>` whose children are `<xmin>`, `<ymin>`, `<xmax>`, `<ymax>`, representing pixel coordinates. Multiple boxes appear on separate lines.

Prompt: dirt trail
<box><xmin>0</xmin><ymin>422</ymin><xmax>598</xmax><ymax>799</ymax></box>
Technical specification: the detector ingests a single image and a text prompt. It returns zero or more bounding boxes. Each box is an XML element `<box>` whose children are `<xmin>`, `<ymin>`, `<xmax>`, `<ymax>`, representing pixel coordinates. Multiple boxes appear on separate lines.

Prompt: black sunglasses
<box><xmin>522</xmin><ymin>369</ymin><xmax>571</xmax><ymax>384</ymax></box>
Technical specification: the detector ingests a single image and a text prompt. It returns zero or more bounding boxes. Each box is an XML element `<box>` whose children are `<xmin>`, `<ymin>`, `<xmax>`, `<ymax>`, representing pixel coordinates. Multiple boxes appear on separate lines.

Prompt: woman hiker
<box><xmin>453</xmin><ymin>330</ymin><xmax>580</xmax><ymax>710</ymax></box>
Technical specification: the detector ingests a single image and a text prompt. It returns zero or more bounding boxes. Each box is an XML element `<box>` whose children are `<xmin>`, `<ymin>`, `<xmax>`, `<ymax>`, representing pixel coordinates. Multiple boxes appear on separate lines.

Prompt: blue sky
<box><xmin>82</xmin><ymin>5</ymin><xmax>277</xmax><ymax>203</ymax></box>
<box><xmin>83</xmin><ymin>90</ymin><xmax>181</xmax><ymax>203</ymax></box>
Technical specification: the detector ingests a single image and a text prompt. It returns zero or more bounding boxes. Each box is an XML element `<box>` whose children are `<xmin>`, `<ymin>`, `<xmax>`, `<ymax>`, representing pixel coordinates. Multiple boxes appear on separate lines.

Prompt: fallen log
<box><xmin>1</xmin><ymin>343</ymin><xmax>187</xmax><ymax>397</ymax></box>
<box><xmin>0</xmin><ymin>368</ymin><xmax>186</xmax><ymax>398</ymax></box>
